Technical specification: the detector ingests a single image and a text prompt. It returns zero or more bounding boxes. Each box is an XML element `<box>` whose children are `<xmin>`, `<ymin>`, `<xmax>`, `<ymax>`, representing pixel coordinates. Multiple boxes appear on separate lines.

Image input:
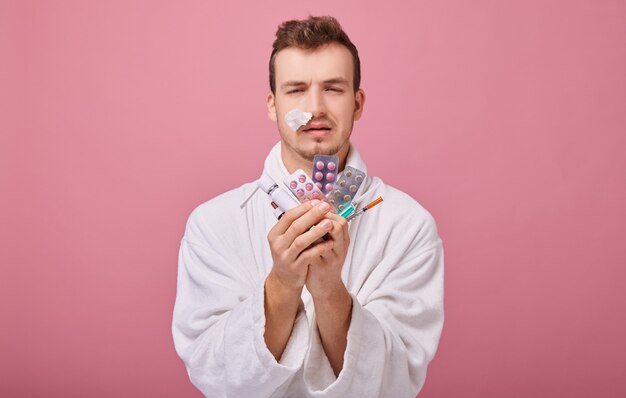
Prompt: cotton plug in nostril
<box><xmin>284</xmin><ymin>108</ymin><xmax>313</xmax><ymax>132</ymax></box>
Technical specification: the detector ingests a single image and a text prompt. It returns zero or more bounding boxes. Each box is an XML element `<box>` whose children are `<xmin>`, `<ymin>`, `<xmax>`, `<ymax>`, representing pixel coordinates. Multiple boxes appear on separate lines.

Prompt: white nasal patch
<box><xmin>284</xmin><ymin>108</ymin><xmax>312</xmax><ymax>132</ymax></box>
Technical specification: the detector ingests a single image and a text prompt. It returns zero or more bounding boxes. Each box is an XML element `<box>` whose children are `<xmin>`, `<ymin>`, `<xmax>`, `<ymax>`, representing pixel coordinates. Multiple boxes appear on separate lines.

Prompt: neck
<box><xmin>281</xmin><ymin>142</ymin><xmax>351</xmax><ymax>175</ymax></box>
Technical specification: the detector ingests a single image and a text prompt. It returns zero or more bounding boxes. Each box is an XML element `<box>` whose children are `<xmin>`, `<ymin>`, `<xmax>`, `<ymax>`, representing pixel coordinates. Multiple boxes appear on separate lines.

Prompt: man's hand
<box><xmin>304</xmin><ymin>211</ymin><xmax>350</xmax><ymax>298</ymax></box>
<box><xmin>264</xmin><ymin>199</ymin><xmax>334</xmax><ymax>361</ymax></box>
<box><xmin>304</xmin><ymin>211</ymin><xmax>352</xmax><ymax>377</ymax></box>
<box><xmin>267</xmin><ymin>199</ymin><xmax>335</xmax><ymax>292</ymax></box>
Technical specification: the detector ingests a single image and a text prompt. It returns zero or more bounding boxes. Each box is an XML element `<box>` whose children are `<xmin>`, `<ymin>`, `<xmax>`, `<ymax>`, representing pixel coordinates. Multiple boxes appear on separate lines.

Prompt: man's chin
<box><xmin>281</xmin><ymin>132</ymin><xmax>349</xmax><ymax>161</ymax></box>
<box><xmin>296</xmin><ymin>141</ymin><xmax>346</xmax><ymax>160</ymax></box>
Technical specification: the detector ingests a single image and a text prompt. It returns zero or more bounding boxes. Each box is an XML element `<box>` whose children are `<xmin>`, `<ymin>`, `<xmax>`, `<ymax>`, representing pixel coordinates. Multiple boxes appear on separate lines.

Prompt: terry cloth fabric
<box><xmin>172</xmin><ymin>141</ymin><xmax>444</xmax><ymax>398</ymax></box>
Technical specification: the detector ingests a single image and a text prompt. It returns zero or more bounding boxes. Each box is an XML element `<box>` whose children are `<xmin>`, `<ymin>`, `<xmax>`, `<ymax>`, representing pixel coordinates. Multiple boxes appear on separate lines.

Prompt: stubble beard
<box><xmin>280</xmin><ymin>119</ymin><xmax>354</xmax><ymax>162</ymax></box>
<box><xmin>297</xmin><ymin>138</ymin><xmax>346</xmax><ymax>160</ymax></box>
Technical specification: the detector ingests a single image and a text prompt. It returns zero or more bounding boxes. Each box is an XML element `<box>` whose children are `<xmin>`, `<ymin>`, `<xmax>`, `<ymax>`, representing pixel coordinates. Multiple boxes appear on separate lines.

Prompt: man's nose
<box><xmin>303</xmin><ymin>88</ymin><xmax>326</xmax><ymax>117</ymax></box>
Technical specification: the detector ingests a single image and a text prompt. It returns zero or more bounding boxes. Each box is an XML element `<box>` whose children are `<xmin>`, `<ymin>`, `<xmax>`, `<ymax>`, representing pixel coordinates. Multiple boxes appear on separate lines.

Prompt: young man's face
<box><xmin>267</xmin><ymin>42</ymin><xmax>365</xmax><ymax>162</ymax></box>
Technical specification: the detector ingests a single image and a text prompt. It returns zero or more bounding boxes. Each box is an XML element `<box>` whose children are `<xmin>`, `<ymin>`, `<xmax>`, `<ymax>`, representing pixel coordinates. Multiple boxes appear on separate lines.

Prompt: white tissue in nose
<box><xmin>284</xmin><ymin>108</ymin><xmax>312</xmax><ymax>132</ymax></box>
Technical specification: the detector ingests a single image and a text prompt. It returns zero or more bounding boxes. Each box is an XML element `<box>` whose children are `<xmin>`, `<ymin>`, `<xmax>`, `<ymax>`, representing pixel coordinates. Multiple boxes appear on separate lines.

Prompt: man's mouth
<box><xmin>303</xmin><ymin>123</ymin><xmax>332</xmax><ymax>135</ymax></box>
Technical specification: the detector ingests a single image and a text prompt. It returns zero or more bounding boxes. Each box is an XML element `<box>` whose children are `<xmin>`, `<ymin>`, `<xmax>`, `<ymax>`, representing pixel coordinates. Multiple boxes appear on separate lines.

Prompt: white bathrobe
<box><xmin>172</xmin><ymin>142</ymin><xmax>444</xmax><ymax>398</ymax></box>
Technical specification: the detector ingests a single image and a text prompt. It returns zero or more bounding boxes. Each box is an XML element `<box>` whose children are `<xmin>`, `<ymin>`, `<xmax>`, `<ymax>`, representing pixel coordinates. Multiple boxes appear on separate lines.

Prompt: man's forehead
<box><xmin>274</xmin><ymin>43</ymin><xmax>354</xmax><ymax>85</ymax></box>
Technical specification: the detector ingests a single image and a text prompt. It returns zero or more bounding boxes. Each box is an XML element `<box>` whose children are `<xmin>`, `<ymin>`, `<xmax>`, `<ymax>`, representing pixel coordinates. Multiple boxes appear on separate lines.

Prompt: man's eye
<box><xmin>287</xmin><ymin>89</ymin><xmax>303</xmax><ymax>94</ymax></box>
<box><xmin>326</xmin><ymin>87</ymin><xmax>343</xmax><ymax>93</ymax></box>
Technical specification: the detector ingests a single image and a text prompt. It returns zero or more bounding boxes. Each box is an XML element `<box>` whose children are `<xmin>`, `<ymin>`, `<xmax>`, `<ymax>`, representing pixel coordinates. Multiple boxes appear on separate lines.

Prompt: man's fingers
<box><xmin>324</xmin><ymin>212</ymin><xmax>347</xmax><ymax>227</ymax></box>
<box><xmin>282</xmin><ymin>201</ymin><xmax>332</xmax><ymax>244</ymax></box>
<box><xmin>289</xmin><ymin>219</ymin><xmax>334</xmax><ymax>258</ymax></box>
<box><xmin>296</xmin><ymin>238</ymin><xmax>334</xmax><ymax>266</ymax></box>
<box><xmin>322</xmin><ymin>213</ymin><xmax>350</xmax><ymax>247</ymax></box>
<box><xmin>269</xmin><ymin>200</ymin><xmax>320</xmax><ymax>238</ymax></box>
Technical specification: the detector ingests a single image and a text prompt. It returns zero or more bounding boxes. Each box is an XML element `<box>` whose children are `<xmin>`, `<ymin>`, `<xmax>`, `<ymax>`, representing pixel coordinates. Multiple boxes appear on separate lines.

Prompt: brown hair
<box><xmin>269</xmin><ymin>16</ymin><xmax>361</xmax><ymax>94</ymax></box>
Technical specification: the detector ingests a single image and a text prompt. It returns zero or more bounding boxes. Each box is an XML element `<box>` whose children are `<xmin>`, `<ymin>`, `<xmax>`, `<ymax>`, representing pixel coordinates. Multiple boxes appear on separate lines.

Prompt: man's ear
<box><xmin>267</xmin><ymin>91</ymin><xmax>277</xmax><ymax>123</ymax></box>
<box><xmin>353</xmin><ymin>88</ymin><xmax>365</xmax><ymax>121</ymax></box>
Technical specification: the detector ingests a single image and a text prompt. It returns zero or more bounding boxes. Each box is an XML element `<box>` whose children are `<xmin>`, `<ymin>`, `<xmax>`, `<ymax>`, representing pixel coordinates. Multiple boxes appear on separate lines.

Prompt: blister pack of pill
<box><xmin>283</xmin><ymin>169</ymin><xmax>326</xmax><ymax>203</ymax></box>
<box><xmin>327</xmin><ymin>166</ymin><xmax>366</xmax><ymax>213</ymax></box>
<box><xmin>312</xmin><ymin>155</ymin><xmax>339</xmax><ymax>195</ymax></box>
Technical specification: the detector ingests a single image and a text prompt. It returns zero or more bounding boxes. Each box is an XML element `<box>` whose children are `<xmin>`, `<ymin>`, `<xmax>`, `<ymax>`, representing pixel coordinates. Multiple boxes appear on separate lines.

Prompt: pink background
<box><xmin>1</xmin><ymin>0</ymin><xmax>625</xmax><ymax>397</ymax></box>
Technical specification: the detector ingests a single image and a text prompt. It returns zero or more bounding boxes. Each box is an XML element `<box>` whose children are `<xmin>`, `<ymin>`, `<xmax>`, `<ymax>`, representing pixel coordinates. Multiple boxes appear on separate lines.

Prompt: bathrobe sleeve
<box><xmin>302</xmin><ymin>194</ymin><xmax>444</xmax><ymax>398</ymax></box>
<box><xmin>171</xmin><ymin>198</ymin><xmax>310</xmax><ymax>398</ymax></box>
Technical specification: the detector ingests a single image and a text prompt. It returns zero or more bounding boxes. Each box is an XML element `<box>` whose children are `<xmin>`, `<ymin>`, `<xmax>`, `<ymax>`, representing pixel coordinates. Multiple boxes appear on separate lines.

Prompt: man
<box><xmin>172</xmin><ymin>16</ymin><xmax>444</xmax><ymax>398</ymax></box>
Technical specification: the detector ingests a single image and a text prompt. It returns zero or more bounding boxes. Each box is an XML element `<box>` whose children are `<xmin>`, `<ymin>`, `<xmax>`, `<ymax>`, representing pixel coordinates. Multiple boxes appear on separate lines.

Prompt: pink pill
<box><xmin>327</xmin><ymin>162</ymin><xmax>336</xmax><ymax>171</ymax></box>
<box><xmin>290</xmin><ymin>181</ymin><xmax>297</xmax><ymax>189</ymax></box>
<box><xmin>325</xmin><ymin>183</ymin><xmax>333</xmax><ymax>192</ymax></box>
<box><xmin>305</xmin><ymin>183</ymin><xmax>313</xmax><ymax>191</ymax></box>
<box><xmin>312</xmin><ymin>191</ymin><xmax>320</xmax><ymax>198</ymax></box>
<box><xmin>316</xmin><ymin>161</ymin><xmax>324</xmax><ymax>170</ymax></box>
<box><xmin>326</xmin><ymin>173</ymin><xmax>335</xmax><ymax>182</ymax></box>
<box><xmin>315</xmin><ymin>182</ymin><xmax>323</xmax><ymax>190</ymax></box>
<box><xmin>296</xmin><ymin>189</ymin><xmax>304</xmax><ymax>197</ymax></box>
<box><xmin>314</xmin><ymin>171</ymin><xmax>323</xmax><ymax>180</ymax></box>
<box><xmin>298</xmin><ymin>174</ymin><xmax>306</xmax><ymax>183</ymax></box>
